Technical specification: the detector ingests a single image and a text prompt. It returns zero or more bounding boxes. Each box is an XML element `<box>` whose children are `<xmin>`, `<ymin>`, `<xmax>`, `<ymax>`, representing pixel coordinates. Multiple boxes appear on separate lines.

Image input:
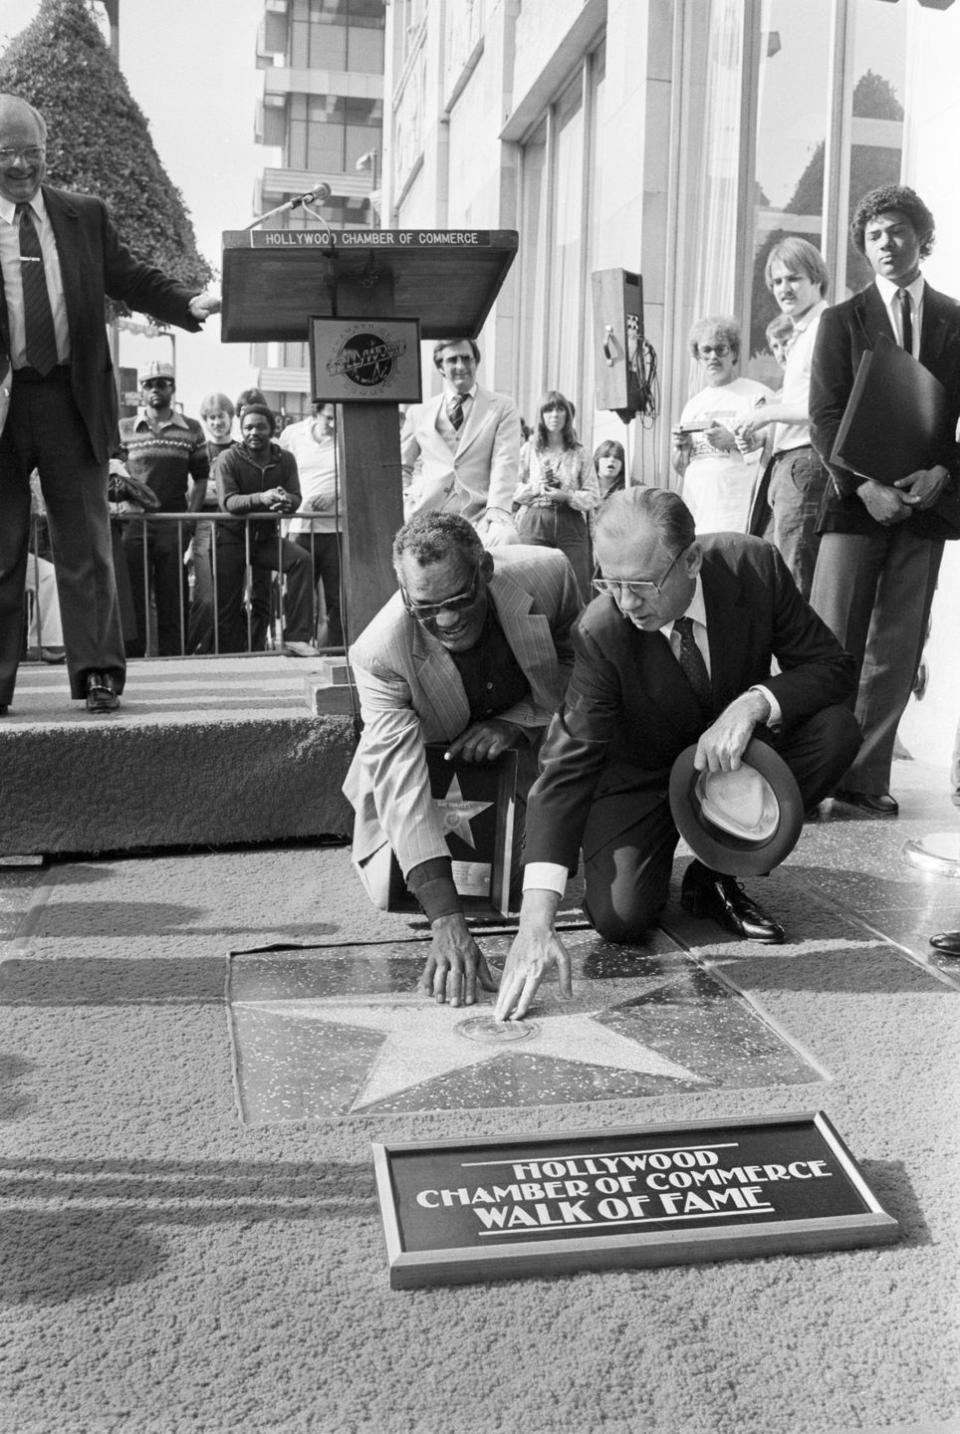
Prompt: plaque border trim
<box><xmin>372</xmin><ymin>1110</ymin><xmax>899</xmax><ymax>1289</ymax></box>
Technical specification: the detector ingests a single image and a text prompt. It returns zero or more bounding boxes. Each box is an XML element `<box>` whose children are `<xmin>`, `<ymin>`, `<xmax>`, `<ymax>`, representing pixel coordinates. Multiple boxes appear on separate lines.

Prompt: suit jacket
<box><xmin>523</xmin><ymin>534</ymin><xmax>857</xmax><ymax>870</ymax></box>
<box><xmin>401</xmin><ymin>384</ymin><xmax>522</xmax><ymax>525</ymax></box>
<box><xmin>343</xmin><ymin>546</ymin><xmax>581</xmax><ymax>873</ymax></box>
<box><xmin>810</xmin><ymin>280</ymin><xmax>960</xmax><ymax>539</ymax></box>
<box><xmin>0</xmin><ymin>185</ymin><xmax>201</xmax><ymax>461</ymax></box>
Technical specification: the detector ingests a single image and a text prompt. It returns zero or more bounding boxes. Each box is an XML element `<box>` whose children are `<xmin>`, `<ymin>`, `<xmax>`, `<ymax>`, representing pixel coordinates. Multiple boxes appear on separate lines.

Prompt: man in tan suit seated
<box><xmin>401</xmin><ymin>337</ymin><xmax>523</xmax><ymax>546</ymax></box>
<box><xmin>343</xmin><ymin>513</ymin><xmax>581</xmax><ymax>1005</ymax></box>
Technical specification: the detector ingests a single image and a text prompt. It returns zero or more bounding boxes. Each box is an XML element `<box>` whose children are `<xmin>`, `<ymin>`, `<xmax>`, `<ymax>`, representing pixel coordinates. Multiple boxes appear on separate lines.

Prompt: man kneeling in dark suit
<box><xmin>495</xmin><ymin>486</ymin><xmax>861</xmax><ymax>1022</ymax></box>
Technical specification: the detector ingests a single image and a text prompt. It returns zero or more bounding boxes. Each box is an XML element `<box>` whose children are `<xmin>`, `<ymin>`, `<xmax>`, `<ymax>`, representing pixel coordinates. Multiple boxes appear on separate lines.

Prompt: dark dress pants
<box><xmin>581</xmin><ymin>705</ymin><xmax>862</xmax><ymax>943</ymax></box>
<box><xmin>215</xmin><ymin>531</ymin><xmax>314</xmax><ymax>653</ymax></box>
<box><xmin>122</xmin><ymin>518</ymin><xmax>189</xmax><ymax>657</ymax></box>
<box><xmin>810</xmin><ymin>528</ymin><xmax>943</xmax><ymax>795</ymax></box>
<box><xmin>0</xmin><ymin>370</ymin><xmax>125</xmax><ymax>703</ymax></box>
<box><xmin>294</xmin><ymin>531</ymin><xmax>343</xmax><ymax>647</ymax></box>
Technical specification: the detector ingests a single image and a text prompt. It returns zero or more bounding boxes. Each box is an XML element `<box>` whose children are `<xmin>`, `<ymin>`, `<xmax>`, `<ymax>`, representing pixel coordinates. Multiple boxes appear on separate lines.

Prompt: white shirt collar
<box><xmin>793</xmin><ymin>297</ymin><xmax>828</xmax><ymax>334</ymax></box>
<box><xmin>0</xmin><ymin>188</ymin><xmax>46</xmax><ymax>226</ymax></box>
<box><xmin>444</xmin><ymin>383</ymin><xmax>478</xmax><ymax>402</ymax></box>
<box><xmin>874</xmin><ymin>271</ymin><xmax>924</xmax><ymax>311</ymax></box>
<box><xmin>664</xmin><ymin>575</ymin><xmax>706</xmax><ymax>637</ymax></box>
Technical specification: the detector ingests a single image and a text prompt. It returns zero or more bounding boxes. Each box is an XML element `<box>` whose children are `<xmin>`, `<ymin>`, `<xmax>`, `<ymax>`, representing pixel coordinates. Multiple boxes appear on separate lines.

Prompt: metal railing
<box><xmin>24</xmin><ymin>509</ymin><xmax>344</xmax><ymax>661</ymax></box>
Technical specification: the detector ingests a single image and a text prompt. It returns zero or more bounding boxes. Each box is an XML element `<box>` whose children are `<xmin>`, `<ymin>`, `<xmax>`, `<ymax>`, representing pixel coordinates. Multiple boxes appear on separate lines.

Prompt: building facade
<box><xmin>381</xmin><ymin>0</ymin><xmax>959</xmax><ymax>763</ymax></box>
<box><xmin>252</xmin><ymin>0</ymin><xmax>387</xmax><ymax>418</ymax></box>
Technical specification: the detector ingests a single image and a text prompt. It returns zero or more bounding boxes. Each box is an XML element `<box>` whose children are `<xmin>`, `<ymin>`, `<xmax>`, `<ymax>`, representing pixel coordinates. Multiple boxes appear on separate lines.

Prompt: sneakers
<box><xmin>283</xmin><ymin>640</ymin><xmax>320</xmax><ymax>658</ymax></box>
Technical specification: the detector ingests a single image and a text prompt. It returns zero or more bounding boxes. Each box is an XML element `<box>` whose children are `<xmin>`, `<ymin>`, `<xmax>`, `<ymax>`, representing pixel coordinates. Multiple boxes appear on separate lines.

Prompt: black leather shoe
<box><xmin>930</xmin><ymin>931</ymin><xmax>960</xmax><ymax>957</ymax></box>
<box><xmin>680</xmin><ymin>861</ymin><xmax>785</xmax><ymax>944</ymax></box>
<box><xmin>834</xmin><ymin>789</ymin><xmax>899</xmax><ymax>816</ymax></box>
<box><xmin>85</xmin><ymin>672</ymin><xmax>120</xmax><ymax>714</ymax></box>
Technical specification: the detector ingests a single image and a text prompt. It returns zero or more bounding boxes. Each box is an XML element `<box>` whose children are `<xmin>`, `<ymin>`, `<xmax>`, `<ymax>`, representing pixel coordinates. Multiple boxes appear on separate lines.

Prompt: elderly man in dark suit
<box><xmin>495</xmin><ymin>486</ymin><xmax>860</xmax><ymax>1022</ymax></box>
<box><xmin>0</xmin><ymin>93</ymin><xmax>219</xmax><ymax>714</ymax></box>
<box><xmin>809</xmin><ymin>184</ymin><xmax>960</xmax><ymax>816</ymax></box>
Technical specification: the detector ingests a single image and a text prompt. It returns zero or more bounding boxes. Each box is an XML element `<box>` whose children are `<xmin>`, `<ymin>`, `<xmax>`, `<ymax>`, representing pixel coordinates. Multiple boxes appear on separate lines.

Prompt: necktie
<box><xmin>674</xmin><ymin>615</ymin><xmax>712</xmax><ymax>712</ymax></box>
<box><xmin>447</xmin><ymin>394</ymin><xmax>464</xmax><ymax>431</ymax></box>
<box><xmin>898</xmin><ymin>286</ymin><xmax>913</xmax><ymax>358</ymax></box>
<box><xmin>17</xmin><ymin>203</ymin><xmax>58</xmax><ymax>377</ymax></box>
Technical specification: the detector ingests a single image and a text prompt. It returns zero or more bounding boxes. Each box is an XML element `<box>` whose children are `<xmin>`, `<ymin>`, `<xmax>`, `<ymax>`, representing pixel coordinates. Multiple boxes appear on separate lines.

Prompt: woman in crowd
<box><xmin>513</xmin><ymin>390</ymin><xmax>600</xmax><ymax>600</ymax></box>
<box><xmin>671</xmin><ymin>315</ymin><xmax>774</xmax><ymax>534</ymax></box>
<box><xmin>188</xmin><ymin>392</ymin><xmax>235</xmax><ymax>653</ymax></box>
<box><xmin>594</xmin><ymin>439</ymin><xmax>627</xmax><ymax>500</ymax></box>
<box><xmin>214</xmin><ymin>404</ymin><xmax>317</xmax><ymax>656</ymax></box>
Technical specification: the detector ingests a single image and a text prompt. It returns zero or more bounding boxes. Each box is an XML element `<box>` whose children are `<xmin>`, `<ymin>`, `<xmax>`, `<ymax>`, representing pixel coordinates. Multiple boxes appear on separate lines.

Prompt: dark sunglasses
<box><xmin>400</xmin><ymin>559</ymin><xmax>483</xmax><ymax>622</ymax></box>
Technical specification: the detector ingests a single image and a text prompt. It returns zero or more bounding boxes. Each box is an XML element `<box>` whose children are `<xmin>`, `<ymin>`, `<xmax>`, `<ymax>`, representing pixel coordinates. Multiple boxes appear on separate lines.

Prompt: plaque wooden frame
<box><xmin>382</xmin><ymin>747</ymin><xmax>518</xmax><ymax>918</ymax></box>
<box><xmin>373</xmin><ymin>1111</ymin><xmax>899</xmax><ymax>1289</ymax></box>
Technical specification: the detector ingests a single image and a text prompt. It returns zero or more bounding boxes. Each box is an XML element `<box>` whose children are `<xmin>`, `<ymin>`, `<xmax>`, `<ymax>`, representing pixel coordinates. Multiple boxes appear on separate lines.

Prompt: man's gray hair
<box><xmin>595</xmin><ymin>486</ymin><xmax>695</xmax><ymax>558</ymax></box>
<box><xmin>392</xmin><ymin>511</ymin><xmax>484</xmax><ymax>572</ymax></box>
<box><xmin>0</xmin><ymin>94</ymin><xmax>48</xmax><ymax>142</ymax></box>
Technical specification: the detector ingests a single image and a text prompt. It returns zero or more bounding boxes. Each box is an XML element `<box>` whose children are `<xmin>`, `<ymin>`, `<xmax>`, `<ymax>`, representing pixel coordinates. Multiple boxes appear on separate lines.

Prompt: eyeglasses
<box><xmin>401</xmin><ymin>559</ymin><xmax>483</xmax><ymax>622</ymax></box>
<box><xmin>0</xmin><ymin>147</ymin><xmax>45</xmax><ymax>166</ymax></box>
<box><xmin>593</xmin><ymin>544</ymin><xmax>690</xmax><ymax>602</ymax></box>
<box><xmin>697</xmin><ymin>344</ymin><xmax>730</xmax><ymax>358</ymax></box>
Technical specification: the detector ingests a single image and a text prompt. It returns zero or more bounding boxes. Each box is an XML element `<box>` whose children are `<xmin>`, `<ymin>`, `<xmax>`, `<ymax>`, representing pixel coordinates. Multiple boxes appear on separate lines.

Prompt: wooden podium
<box><xmin>220</xmin><ymin>227</ymin><xmax>519</xmax><ymax>644</ymax></box>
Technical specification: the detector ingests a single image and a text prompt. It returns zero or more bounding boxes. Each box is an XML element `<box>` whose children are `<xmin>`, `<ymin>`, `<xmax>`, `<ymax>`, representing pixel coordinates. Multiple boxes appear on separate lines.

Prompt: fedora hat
<box><xmin>669</xmin><ymin>738</ymin><xmax>803</xmax><ymax>877</ymax></box>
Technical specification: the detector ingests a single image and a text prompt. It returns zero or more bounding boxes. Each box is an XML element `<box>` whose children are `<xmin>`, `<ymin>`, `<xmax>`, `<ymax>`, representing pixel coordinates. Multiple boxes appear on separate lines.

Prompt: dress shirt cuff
<box><xmin>522</xmin><ymin>862</ymin><xmax>569</xmax><ymax>896</ymax></box>
<box><xmin>406</xmin><ymin>858</ymin><xmax>462</xmax><ymax>921</ymax></box>
<box><xmin>749</xmin><ymin>685</ymin><xmax>781</xmax><ymax>728</ymax></box>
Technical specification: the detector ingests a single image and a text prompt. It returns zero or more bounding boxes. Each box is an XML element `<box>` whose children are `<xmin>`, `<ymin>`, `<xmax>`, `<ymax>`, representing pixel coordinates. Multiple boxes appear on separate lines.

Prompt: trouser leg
<box><xmin>845</xmin><ymin>529</ymin><xmax>943</xmax><ymax>793</ymax></box>
<box><xmin>767</xmin><ymin>447</ymin><xmax>828</xmax><ymax>601</ymax></box>
<box><xmin>581</xmin><ymin>795</ymin><xmax>680</xmax><ymax>944</ymax></box>
<box><xmin>0</xmin><ymin>452</ymin><xmax>31</xmax><ymax>704</ymax></box>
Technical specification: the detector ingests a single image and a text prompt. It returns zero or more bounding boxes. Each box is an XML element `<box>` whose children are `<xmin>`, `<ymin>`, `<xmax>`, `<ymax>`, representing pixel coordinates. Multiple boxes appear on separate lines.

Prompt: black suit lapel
<box><xmin>854</xmin><ymin>284</ymin><xmax>894</xmax><ymax>348</ymax></box>
<box><xmin>635</xmin><ymin>630</ymin><xmax>706</xmax><ymax>743</ymax></box>
<box><xmin>41</xmin><ymin>186</ymin><xmax>82</xmax><ymax>343</ymax></box>
<box><xmin>700</xmin><ymin>553</ymin><xmax>752</xmax><ymax>714</ymax></box>
<box><xmin>919</xmin><ymin>284</ymin><xmax>952</xmax><ymax>369</ymax></box>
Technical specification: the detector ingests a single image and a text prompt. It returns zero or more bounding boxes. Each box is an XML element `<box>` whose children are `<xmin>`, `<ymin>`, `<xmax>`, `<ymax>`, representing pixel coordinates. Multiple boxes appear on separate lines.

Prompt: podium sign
<box><xmin>309</xmin><ymin>317</ymin><xmax>422</xmax><ymax>404</ymax></box>
<box><xmin>373</xmin><ymin>1111</ymin><xmax>899</xmax><ymax>1289</ymax></box>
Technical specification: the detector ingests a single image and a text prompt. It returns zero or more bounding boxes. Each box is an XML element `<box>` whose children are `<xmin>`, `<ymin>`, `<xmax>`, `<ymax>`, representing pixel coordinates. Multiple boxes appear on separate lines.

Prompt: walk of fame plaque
<box><xmin>227</xmin><ymin>928</ymin><xmax>821</xmax><ymax>1124</ymax></box>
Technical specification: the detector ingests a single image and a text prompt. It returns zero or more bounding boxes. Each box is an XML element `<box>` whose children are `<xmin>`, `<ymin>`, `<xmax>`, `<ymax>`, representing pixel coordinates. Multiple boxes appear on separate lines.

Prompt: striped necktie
<box><xmin>674</xmin><ymin>615</ymin><xmax>712</xmax><ymax>712</ymax></box>
<box><xmin>447</xmin><ymin>394</ymin><xmax>465</xmax><ymax>431</ymax></box>
<box><xmin>16</xmin><ymin>203</ymin><xmax>59</xmax><ymax>376</ymax></box>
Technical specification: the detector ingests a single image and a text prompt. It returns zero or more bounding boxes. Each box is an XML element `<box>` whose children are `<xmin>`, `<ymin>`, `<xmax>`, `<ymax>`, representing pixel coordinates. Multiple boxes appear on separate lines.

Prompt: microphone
<box><xmin>290</xmin><ymin>183</ymin><xmax>331</xmax><ymax>208</ymax></box>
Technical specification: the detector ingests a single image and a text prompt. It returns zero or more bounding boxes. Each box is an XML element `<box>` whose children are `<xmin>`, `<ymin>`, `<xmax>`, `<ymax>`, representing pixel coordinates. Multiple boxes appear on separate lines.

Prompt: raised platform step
<box><xmin>0</xmin><ymin>656</ymin><xmax>356</xmax><ymax>857</ymax></box>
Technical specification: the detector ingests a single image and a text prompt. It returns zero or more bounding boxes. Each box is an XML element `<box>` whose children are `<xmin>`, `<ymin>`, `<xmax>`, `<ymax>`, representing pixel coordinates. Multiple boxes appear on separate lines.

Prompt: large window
<box><xmin>286</xmin><ymin>94</ymin><xmax>383</xmax><ymax>172</ymax></box>
<box><xmin>516</xmin><ymin>43</ymin><xmax>605</xmax><ymax>445</ymax></box>
<box><xmin>744</xmin><ymin>0</ymin><xmax>906</xmax><ymax>380</ymax></box>
<box><xmin>289</xmin><ymin>0</ymin><xmax>385</xmax><ymax>73</ymax></box>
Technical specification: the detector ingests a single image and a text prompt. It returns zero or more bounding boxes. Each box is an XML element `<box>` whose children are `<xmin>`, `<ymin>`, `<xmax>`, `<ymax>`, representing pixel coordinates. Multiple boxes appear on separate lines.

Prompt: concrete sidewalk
<box><xmin>0</xmin><ymin>756</ymin><xmax>958</xmax><ymax>1433</ymax></box>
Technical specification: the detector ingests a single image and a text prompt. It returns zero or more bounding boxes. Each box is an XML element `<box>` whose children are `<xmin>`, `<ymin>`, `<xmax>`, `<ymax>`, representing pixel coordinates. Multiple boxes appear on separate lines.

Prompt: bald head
<box><xmin>0</xmin><ymin>94</ymin><xmax>48</xmax><ymax>205</ymax></box>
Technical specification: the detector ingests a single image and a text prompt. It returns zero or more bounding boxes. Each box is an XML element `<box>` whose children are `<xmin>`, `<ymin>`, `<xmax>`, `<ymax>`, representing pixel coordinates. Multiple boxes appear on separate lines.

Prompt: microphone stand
<box><xmin>244</xmin><ymin>184</ymin><xmax>334</xmax><ymax>234</ymax></box>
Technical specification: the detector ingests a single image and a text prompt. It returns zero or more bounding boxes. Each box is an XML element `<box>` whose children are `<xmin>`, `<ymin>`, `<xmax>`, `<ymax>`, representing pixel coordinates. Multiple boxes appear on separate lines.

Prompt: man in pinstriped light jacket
<box><xmin>343</xmin><ymin>513</ymin><xmax>580</xmax><ymax>1008</ymax></box>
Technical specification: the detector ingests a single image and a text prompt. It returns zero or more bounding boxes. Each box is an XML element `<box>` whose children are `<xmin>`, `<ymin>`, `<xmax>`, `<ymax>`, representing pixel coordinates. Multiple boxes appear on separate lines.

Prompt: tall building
<box><xmin>252</xmin><ymin>0</ymin><xmax>386</xmax><ymax>419</ymax></box>
<box><xmin>383</xmin><ymin>0</ymin><xmax>959</xmax><ymax>476</ymax></box>
<box><xmin>379</xmin><ymin>0</ymin><xmax>959</xmax><ymax>759</ymax></box>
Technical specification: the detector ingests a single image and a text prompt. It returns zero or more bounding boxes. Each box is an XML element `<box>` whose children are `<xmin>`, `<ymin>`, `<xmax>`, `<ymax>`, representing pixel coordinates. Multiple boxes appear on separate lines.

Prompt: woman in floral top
<box><xmin>513</xmin><ymin>390</ymin><xmax>600</xmax><ymax>600</ymax></box>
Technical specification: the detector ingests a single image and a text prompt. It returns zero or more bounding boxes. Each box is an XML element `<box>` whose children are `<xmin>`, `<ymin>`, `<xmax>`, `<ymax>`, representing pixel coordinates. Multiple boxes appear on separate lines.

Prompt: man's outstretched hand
<box><xmin>419</xmin><ymin>912</ymin><xmax>500</xmax><ymax>1007</ymax></box>
<box><xmin>494</xmin><ymin>890</ymin><xmax>572</xmax><ymax>1021</ymax></box>
<box><xmin>445</xmin><ymin>717</ymin><xmax>522</xmax><ymax>764</ymax></box>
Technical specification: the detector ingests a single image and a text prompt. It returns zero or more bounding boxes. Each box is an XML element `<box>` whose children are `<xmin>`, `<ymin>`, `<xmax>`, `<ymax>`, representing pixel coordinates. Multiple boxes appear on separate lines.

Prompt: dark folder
<box><xmin>830</xmin><ymin>332</ymin><xmax>948</xmax><ymax>484</ymax></box>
